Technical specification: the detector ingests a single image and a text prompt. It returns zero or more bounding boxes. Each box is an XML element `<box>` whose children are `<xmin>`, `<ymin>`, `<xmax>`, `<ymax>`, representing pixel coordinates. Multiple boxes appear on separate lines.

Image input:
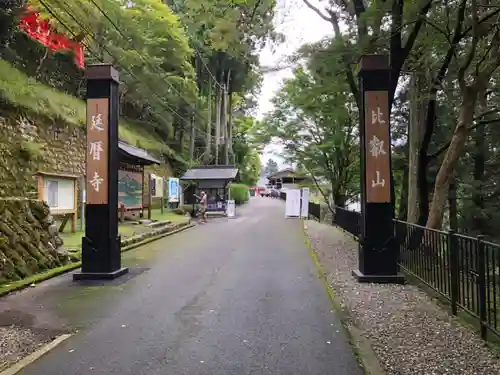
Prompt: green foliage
<box><xmin>262</xmin><ymin>41</ymin><xmax>359</xmax><ymax>208</ymax></box>
<box><xmin>17</xmin><ymin>141</ymin><xmax>43</xmax><ymax>163</ymax></box>
<box><xmin>263</xmin><ymin>159</ymin><xmax>278</xmax><ymax>176</ymax></box>
<box><xmin>229</xmin><ymin>183</ymin><xmax>249</xmax><ymax>204</ymax></box>
<box><xmin>232</xmin><ymin>115</ymin><xmax>263</xmax><ymax>186</ymax></box>
<box><xmin>0</xmin><ymin>59</ymin><xmax>184</xmax><ymax>165</ymax></box>
<box><xmin>0</xmin><ymin>0</ymin><xmax>26</xmax><ymax>47</ymax></box>
<box><xmin>0</xmin><ymin>59</ymin><xmax>84</xmax><ymax>127</ymax></box>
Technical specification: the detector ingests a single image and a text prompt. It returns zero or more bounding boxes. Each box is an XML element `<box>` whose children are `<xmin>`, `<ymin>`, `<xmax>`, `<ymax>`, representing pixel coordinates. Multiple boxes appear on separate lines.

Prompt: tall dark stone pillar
<box><xmin>74</xmin><ymin>64</ymin><xmax>129</xmax><ymax>281</ymax></box>
<box><xmin>352</xmin><ymin>55</ymin><xmax>404</xmax><ymax>284</ymax></box>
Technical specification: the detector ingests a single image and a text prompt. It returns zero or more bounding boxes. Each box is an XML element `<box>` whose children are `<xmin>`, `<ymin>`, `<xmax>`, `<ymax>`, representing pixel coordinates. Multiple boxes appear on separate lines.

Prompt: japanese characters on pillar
<box><xmin>364</xmin><ymin>91</ymin><xmax>391</xmax><ymax>203</ymax></box>
<box><xmin>86</xmin><ymin>98</ymin><xmax>109</xmax><ymax>204</ymax></box>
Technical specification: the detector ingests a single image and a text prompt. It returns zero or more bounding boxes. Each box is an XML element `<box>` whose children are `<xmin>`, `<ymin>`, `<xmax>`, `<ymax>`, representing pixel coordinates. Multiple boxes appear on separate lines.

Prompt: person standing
<box><xmin>194</xmin><ymin>191</ymin><xmax>208</xmax><ymax>223</ymax></box>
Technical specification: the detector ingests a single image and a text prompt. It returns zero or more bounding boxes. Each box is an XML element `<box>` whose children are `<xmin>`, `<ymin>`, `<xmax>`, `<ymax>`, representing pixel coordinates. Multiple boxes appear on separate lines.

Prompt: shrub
<box><xmin>230</xmin><ymin>184</ymin><xmax>249</xmax><ymax>205</ymax></box>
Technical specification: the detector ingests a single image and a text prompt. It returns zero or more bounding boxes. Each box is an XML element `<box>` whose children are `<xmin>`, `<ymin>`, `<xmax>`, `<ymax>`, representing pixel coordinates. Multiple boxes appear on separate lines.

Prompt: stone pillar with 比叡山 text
<box><xmin>73</xmin><ymin>64</ymin><xmax>128</xmax><ymax>281</ymax></box>
<box><xmin>352</xmin><ymin>55</ymin><xmax>404</xmax><ymax>284</ymax></box>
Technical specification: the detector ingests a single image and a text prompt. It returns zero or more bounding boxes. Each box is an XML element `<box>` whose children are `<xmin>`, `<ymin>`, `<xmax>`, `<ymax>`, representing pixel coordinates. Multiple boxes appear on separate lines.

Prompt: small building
<box><xmin>117</xmin><ymin>141</ymin><xmax>161</xmax><ymax>216</ymax></box>
<box><xmin>180</xmin><ymin>165</ymin><xmax>239</xmax><ymax>214</ymax></box>
<box><xmin>267</xmin><ymin>168</ymin><xmax>308</xmax><ymax>190</ymax></box>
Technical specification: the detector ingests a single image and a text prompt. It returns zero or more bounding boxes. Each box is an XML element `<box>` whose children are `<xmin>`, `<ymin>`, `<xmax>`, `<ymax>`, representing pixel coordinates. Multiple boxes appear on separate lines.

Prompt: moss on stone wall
<box><xmin>0</xmin><ymin>198</ymin><xmax>74</xmax><ymax>283</ymax></box>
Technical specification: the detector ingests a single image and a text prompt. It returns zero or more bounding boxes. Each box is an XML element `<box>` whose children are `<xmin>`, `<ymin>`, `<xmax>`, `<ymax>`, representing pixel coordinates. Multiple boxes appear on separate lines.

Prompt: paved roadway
<box><xmin>20</xmin><ymin>198</ymin><xmax>363</xmax><ymax>375</ymax></box>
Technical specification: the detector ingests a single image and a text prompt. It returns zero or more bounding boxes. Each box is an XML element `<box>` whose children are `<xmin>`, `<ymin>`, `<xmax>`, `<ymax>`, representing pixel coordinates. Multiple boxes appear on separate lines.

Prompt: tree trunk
<box><xmin>189</xmin><ymin>110</ymin><xmax>195</xmax><ymax>160</ymax></box>
<box><xmin>215</xmin><ymin>80</ymin><xmax>222</xmax><ymax>165</ymax></box>
<box><xmin>426</xmin><ymin>87</ymin><xmax>477</xmax><ymax>229</ymax></box>
<box><xmin>221</xmin><ymin>83</ymin><xmax>227</xmax><ymax>164</ymax></box>
<box><xmin>471</xmin><ymin>91</ymin><xmax>487</xmax><ymax>234</ymax></box>
<box><xmin>407</xmin><ymin>73</ymin><xmax>427</xmax><ymax>223</ymax></box>
<box><xmin>224</xmin><ymin>71</ymin><xmax>231</xmax><ymax>165</ymax></box>
<box><xmin>228</xmin><ymin>91</ymin><xmax>233</xmax><ymax>163</ymax></box>
<box><xmin>204</xmin><ymin>76</ymin><xmax>212</xmax><ymax>164</ymax></box>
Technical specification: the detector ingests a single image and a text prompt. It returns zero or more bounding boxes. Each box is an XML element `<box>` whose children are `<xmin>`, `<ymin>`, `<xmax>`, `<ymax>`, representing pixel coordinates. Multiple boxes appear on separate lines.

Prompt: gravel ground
<box><xmin>0</xmin><ymin>326</ymin><xmax>49</xmax><ymax>371</ymax></box>
<box><xmin>304</xmin><ymin>220</ymin><xmax>500</xmax><ymax>375</ymax></box>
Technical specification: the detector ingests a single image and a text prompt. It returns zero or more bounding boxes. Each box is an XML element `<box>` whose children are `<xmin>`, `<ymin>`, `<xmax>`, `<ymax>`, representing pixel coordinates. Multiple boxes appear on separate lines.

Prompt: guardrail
<box><xmin>279</xmin><ymin>188</ymin><xmax>500</xmax><ymax>342</ymax></box>
<box><xmin>394</xmin><ymin>220</ymin><xmax>500</xmax><ymax>340</ymax></box>
<box><xmin>334</xmin><ymin>206</ymin><xmax>361</xmax><ymax>237</ymax></box>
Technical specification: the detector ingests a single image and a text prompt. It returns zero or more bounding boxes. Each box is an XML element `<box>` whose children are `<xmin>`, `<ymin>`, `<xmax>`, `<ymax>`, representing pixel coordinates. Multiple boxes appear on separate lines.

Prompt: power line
<box><xmin>168</xmin><ymin>0</ymin><xmax>223</xmax><ymax>91</ymax></box>
<box><xmin>40</xmin><ymin>0</ymin><xmax>208</xmax><ymax>136</ymax></box>
<box><xmin>86</xmin><ymin>0</ymin><xmax>211</xmax><ymax>117</ymax></box>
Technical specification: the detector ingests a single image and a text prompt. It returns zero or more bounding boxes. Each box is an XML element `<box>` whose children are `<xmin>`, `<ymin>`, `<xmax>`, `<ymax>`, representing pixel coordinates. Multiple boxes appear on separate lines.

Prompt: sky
<box><xmin>257</xmin><ymin>0</ymin><xmax>332</xmax><ymax>169</ymax></box>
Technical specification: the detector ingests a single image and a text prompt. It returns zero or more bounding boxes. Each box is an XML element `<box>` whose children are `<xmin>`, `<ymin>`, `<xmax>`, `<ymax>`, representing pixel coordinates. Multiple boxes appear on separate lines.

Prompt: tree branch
<box><xmin>390</xmin><ymin>0</ymin><xmax>433</xmax><ymax>103</ymax></box>
<box><xmin>302</xmin><ymin>0</ymin><xmax>332</xmax><ymax>23</ymax></box>
<box><xmin>458</xmin><ymin>0</ymin><xmax>479</xmax><ymax>90</ymax></box>
<box><xmin>428</xmin><ymin>118</ymin><xmax>500</xmax><ymax>160</ymax></box>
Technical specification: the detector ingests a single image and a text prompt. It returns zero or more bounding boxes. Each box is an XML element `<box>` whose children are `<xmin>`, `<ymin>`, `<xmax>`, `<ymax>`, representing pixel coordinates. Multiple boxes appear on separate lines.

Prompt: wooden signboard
<box><xmin>86</xmin><ymin>98</ymin><xmax>109</xmax><ymax>204</ymax></box>
<box><xmin>364</xmin><ymin>91</ymin><xmax>391</xmax><ymax>203</ymax></box>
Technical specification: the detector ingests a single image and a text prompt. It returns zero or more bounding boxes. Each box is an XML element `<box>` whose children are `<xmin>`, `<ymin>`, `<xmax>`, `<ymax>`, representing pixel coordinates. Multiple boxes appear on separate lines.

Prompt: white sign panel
<box><xmin>227</xmin><ymin>200</ymin><xmax>235</xmax><ymax>218</ymax></box>
<box><xmin>151</xmin><ymin>174</ymin><xmax>164</xmax><ymax>198</ymax></box>
<box><xmin>168</xmin><ymin>177</ymin><xmax>180</xmax><ymax>203</ymax></box>
<box><xmin>285</xmin><ymin>189</ymin><xmax>301</xmax><ymax>218</ymax></box>
<box><xmin>301</xmin><ymin>187</ymin><xmax>309</xmax><ymax>218</ymax></box>
<box><xmin>44</xmin><ymin>178</ymin><xmax>75</xmax><ymax>211</ymax></box>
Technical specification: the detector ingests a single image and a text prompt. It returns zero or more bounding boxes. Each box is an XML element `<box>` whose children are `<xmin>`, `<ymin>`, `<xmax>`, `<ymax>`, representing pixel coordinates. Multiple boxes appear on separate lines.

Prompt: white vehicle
<box><xmin>261</xmin><ymin>185</ymin><xmax>272</xmax><ymax>197</ymax></box>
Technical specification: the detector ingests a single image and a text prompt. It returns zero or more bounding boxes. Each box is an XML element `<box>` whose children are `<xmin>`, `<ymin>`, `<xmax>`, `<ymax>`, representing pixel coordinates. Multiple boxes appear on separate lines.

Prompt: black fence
<box><xmin>309</xmin><ymin>202</ymin><xmax>321</xmax><ymax>221</ymax></box>
<box><xmin>395</xmin><ymin>220</ymin><xmax>500</xmax><ymax>340</ymax></box>
<box><xmin>279</xmin><ymin>190</ymin><xmax>500</xmax><ymax>341</ymax></box>
<box><xmin>334</xmin><ymin>207</ymin><xmax>361</xmax><ymax>237</ymax></box>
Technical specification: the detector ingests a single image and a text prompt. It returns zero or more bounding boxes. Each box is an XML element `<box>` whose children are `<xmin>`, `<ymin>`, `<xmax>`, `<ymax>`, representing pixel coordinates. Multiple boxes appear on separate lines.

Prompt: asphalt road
<box><xmin>20</xmin><ymin>198</ymin><xmax>363</xmax><ymax>375</ymax></box>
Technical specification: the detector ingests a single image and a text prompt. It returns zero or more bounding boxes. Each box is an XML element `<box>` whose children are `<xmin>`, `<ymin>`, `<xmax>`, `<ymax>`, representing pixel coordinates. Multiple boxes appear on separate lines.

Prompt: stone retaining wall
<box><xmin>0</xmin><ymin>198</ymin><xmax>73</xmax><ymax>283</ymax></box>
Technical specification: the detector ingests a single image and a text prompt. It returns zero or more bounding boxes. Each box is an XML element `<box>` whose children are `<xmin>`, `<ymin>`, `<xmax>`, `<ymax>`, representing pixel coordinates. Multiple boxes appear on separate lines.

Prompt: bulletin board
<box><xmin>36</xmin><ymin>171</ymin><xmax>78</xmax><ymax>232</ymax></box>
<box><xmin>118</xmin><ymin>169</ymin><xmax>144</xmax><ymax>210</ymax></box>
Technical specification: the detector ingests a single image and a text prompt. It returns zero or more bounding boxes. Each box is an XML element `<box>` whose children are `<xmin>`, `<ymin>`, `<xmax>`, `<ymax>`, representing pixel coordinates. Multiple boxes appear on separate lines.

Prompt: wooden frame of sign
<box><xmin>36</xmin><ymin>171</ymin><xmax>79</xmax><ymax>233</ymax></box>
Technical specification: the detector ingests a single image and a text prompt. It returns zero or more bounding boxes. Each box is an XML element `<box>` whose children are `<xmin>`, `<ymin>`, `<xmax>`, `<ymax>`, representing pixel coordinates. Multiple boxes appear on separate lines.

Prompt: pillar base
<box><xmin>73</xmin><ymin>267</ymin><xmax>129</xmax><ymax>281</ymax></box>
<box><xmin>352</xmin><ymin>269</ymin><xmax>405</xmax><ymax>284</ymax></box>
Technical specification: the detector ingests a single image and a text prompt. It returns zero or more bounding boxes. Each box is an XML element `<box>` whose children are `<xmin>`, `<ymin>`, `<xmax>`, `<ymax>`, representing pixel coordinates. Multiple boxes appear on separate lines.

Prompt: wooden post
<box><xmin>120</xmin><ymin>203</ymin><xmax>125</xmax><ymax>223</ymax></box>
<box><xmin>74</xmin><ymin>63</ymin><xmax>128</xmax><ymax>281</ymax></box>
<box><xmin>148</xmin><ymin>173</ymin><xmax>152</xmax><ymax>220</ymax></box>
<box><xmin>160</xmin><ymin>177</ymin><xmax>164</xmax><ymax>214</ymax></box>
<box><xmin>352</xmin><ymin>55</ymin><xmax>403</xmax><ymax>284</ymax></box>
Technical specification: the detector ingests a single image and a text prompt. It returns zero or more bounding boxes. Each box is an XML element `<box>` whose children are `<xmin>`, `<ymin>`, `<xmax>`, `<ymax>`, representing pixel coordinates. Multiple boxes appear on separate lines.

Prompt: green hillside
<box><xmin>0</xmin><ymin>59</ymin><xmax>185</xmax><ymax>164</ymax></box>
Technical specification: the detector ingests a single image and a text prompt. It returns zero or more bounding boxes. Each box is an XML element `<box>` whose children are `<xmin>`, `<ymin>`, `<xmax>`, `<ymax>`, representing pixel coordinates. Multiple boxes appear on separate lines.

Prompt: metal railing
<box><xmin>334</xmin><ymin>207</ymin><xmax>361</xmax><ymax>237</ymax></box>
<box><xmin>309</xmin><ymin>202</ymin><xmax>321</xmax><ymax>221</ymax></box>
<box><xmin>280</xmin><ymin>191</ymin><xmax>500</xmax><ymax>340</ymax></box>
<box><xmin>394</xmin><ymin>220</ymin><xmax>500</xmax><ymax>340</ymax></box>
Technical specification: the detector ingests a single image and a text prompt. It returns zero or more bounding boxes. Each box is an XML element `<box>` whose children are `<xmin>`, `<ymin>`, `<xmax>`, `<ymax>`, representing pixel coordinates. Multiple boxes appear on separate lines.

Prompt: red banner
<box><xmin>19</xmin><ymin>10</ymin><xmax>84</xmax><ymax>69</ymax></box>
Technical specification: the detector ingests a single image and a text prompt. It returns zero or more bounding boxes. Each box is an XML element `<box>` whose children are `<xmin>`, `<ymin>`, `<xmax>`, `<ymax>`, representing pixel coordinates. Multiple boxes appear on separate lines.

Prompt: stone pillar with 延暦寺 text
<box><xmin>73</xmin><ymin>64</ymin><xmax>128</xmax><ymax>281</ymax></box>
<box><xmin>352</xmin><ymin>55</ymin><xmax>404</xmax><ymax>284</ymax></box>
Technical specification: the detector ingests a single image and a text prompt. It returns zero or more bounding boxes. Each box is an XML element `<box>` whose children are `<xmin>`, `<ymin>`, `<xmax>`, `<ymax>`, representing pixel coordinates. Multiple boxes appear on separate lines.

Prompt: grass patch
<box><xmin>0</xmin><ymin>59</ymin><xmax>85</xmax><ymax>127</ymax></box>
<box><xmin>0</xmin><ymin>59</ymin><xmax>182</xmax><ymax>163</ymax></box>
<box><xmin>0</xmin><ymin>262</ymin><xmax>81</xmax><ymax>296</ymax></box>
<box><xmin>151</xmin><ymin>209</ymin><xmax>189</xmax><ymax>223</ymax></box>
<box><xmin>1</xmin><ymin>222</ymin><xmax>194</xmax><ymax>297</ymax></box>
<box><xmin>59</xmin><ymin>212</ymin><xmax>188</xmax><ymax>250</ymax></box>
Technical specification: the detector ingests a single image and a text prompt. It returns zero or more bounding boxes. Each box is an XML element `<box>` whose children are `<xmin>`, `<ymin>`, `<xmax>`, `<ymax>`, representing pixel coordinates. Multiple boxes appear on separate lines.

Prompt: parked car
<box><xmin>261</xmin><ymin>188</ymin><xmax>271</xmax><ymax>197</ymax></box>
<box><xmin>270</xmin><ymin>189</ymin><xmax>280</xmax><ymax>199</ymax></box>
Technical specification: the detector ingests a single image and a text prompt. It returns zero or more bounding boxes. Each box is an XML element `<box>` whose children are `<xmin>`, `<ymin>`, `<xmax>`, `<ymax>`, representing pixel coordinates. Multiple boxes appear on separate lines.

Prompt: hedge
<box><xmin>230</xmin><ymin>184</ymin><xmax>249</xmax><ymax>205</ymax></box>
